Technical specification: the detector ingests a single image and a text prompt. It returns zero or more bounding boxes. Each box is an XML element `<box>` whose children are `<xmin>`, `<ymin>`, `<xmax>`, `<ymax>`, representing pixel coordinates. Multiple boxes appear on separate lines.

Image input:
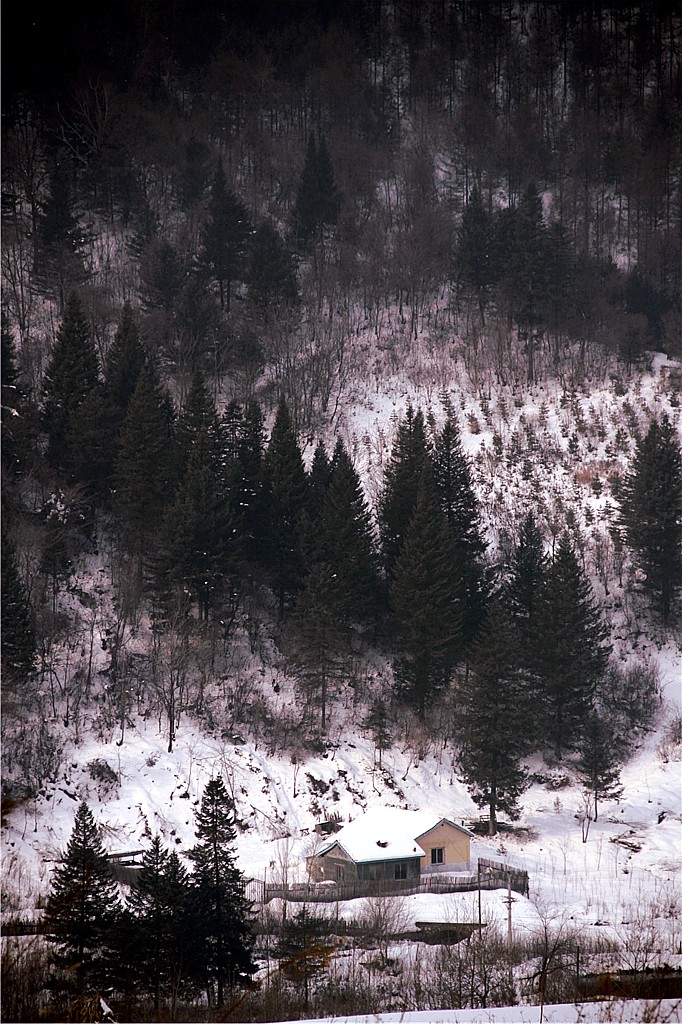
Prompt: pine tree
<box><xmin>187</xmin><ymin>779</ymin><xmax>255</xmax><ymax>1006</ymax></box>
<box><xmin>201</xmin><ymin>165</ymin><xmax>251</xmax><ymax>311</ymax></box>
<box><xmin>576</xmin><ymin>713</ymin><xmax>623</xmax><ymax>822</ymax></box>
<box><xmin>534</xmin><ymin>536</ymin><xmax>611</xmax><ymax>760</ymax></box>
<box><xmin>503</xmin><ymin>182</ymin><xmax>547</xmax><ymax>382</ymax></box>
<box><xmin>126</xmin><ymin>835</ymin><xmax>192</xmax><ymax>1015</ymax></box>
<box><xmin>261</xmin><ymin>397</ymin><xmax>308</xmax><ymax>612</ymax></box>
<box><xmin>34</xmin><ymin>157</ymin><xmax>88</xmax><ymax>306</ymax></box>
<box><xmin>378</xmin><ymin>404</ymin><xmax>432</xmax><ymax>579</ymax></box>
<box><xmin>236</xmin><ymin>399</ymin><xmax>267</xmax><ymax>565</ymax></box>
<box><xmin>432</xmin><ymin>415</ymin><xmax>487</xmax><ymax>646</ymax></box>
<box><xmin>113</xmin><ymin>367</ymin><xmax>176</xmax><ymax>551</ymax></box>
<box><xmin>1</xmin><ymin>531</ymin><xmax>35</xmax><ymax>699</ymax></box>
<box><xmin>44</xmin><ymin>802</ymin><xmax>121</xmax><ymax>991</ymax></box>
<box><xmin>293</xmin><ymin>135</ymin><xmax>341</xmax><ymax>251</ymax></box>
<box><xmin>455</xmin><ymin>602</ymin><xmax>532</xmax><ymax>835</ymax></box>
<box><xmin>458</xmin><ymin>184</ymin><xmax>494</xmax><ymax>323</ymax></box>
<box><xmin>248</xmin><ymin>222</ymin><xmax>299</xmax><ymax>308</ymax></box>
<box><xmin>1</xmin><ymin>317</ymin><xmax>30</xmax><ymax>480</ymax></box>
<box><xmin>316</xmin><ymin>439</ymin><xmax>380</xmax><ymax>625</ymax></box>
<box><xmin>307</xmin><ymin>439</ymin><xmax>332</xmax><ymax>527</ymax></box>
<box><xmin>104</xmin><ymin>303</ymin><xmax>148</xmax><ymax>423</ymax></box>
<box><xmin>66</xmin><ymin>383</ymin><xmax>119</xmax><ymax>505</ymax></box>
<box><xmin>390</xmin><ymin>468</ymin><xmax>463</xmax><ymax>718</ymax></box>
<box><xmin>619</xmin><ymin>415</ymin><xmax>682</xmax><ymax>623</ymax></box>
<box><xmin>42</xmin><ymin>292</ymin><xmax>100</xmax><ymax>473</ymax></box>
<box><xmin>504</xmin><ymin>512</ymin><xmax>548</xmax><ymax>668</ymax></box>
<box><xmin>289</xmin><ymin>562</ymin><xmax>352</xmax><ymax>731</ymax></box>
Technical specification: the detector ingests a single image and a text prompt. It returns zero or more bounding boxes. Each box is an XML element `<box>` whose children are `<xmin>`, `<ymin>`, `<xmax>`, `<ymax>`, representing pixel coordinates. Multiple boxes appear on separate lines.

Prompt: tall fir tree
<box><xmin>201</xmin><ymin>164</ymin><xmax>251</xmax><ymax>311</ymax></box>
<box><xmin>293</xmin><ymin>135</ymin><xmax>341</xmax><ymax>250</ymax></box>
<box><xmin>34</xmin><ymin>157</ymin><xmax>88</xmax><ymax>306</ymax></box>
<box><xmin>44</xmin><ymin>802</ymin><xmax>121</xmax><ymax>992</ymax></box>
<box><xmin>248</xmin><ymin>222</ymin><xmax>299</xmax><ymax>308</ymax></box>
<box><xmin>1</xmin><ymin>531</ymin><xmax>35</xmax><ymax>701</ymax></box>
<box><xmin>187</xmin><ymin>779</ymin><xmax>255</xmax><ymax>1007</ymax></box>
<box><xmin>316</xmin><ymin>439</ymin><xmax>379</xmax><ymax>625</ymax></box>
<box><xmin>455</xmin><ymin>602</ymin><xmax>532</xmax><ymax>835</ymax></box>
<box><xmin>619</xmin><ymin>415</ymin><xmax>682</xmax><ymax>623</ymax></box>
<box><xmin>261</xmin><ymin>397</ymin><xmax>308</xmax><ymax>612</ymax></box>
<box><xmin>576</xmin><ymin>713</ymin><xmax>623</xmax><ymax>822</ymax></box>
<box><xmin>104</xmin><ymin>303</ymin><xmax>148</xmax><ymax>425</ymax></box>
<box><xmin>289</xmin><ymin>562</ymin><xmax>352</xmax><ymax>731</ymax></box>
<box><xmin>534</xmin><ymin>536</ymin><xmax>611</xmax><ymax>760</ymax></box>
<box><xmin>457</xmin><ymin>184</ymin><xmax>494</xmax><ymax>323</ymax></box>
<box><xmin>503</xmin><ymin>511</ymin><xmax>548</xmax><ymax>673</ymax></box>
<box><xmin>126</xmin><ymin>835</ymin><xmax>193</xmax><ymax>1016</ymax></box>
<box><xmin>113</xmin><ymin>367</ymin><xmax>176</xmax><ymax>552</ymax></box>
<box><xmin>390</xmin><ymin>467</ymin><xmax>463</xmax><ymax>718</ymax></box>
<box><xmin>42</xmin><ymin>291</ymin><xmax>100</xmax><ymax>473</ymax></box>
<box><xmin>236</xmin><ymin>399</ymin><xmax>268</xmax><ymax>565</ymax></box>
<box><xmin>432</xmin><ymin>415</ymin><xmax>488</xmax><ymax>646</ymax></box>
<box><xmin>1</xmin><ymin>316</ymin><xmax>30</xmax><ymax>481</ymax></box>
<box><xmin>378</xmin><ymin>405</ymin><xmax>432</xmax><ymax>579</ymax></box>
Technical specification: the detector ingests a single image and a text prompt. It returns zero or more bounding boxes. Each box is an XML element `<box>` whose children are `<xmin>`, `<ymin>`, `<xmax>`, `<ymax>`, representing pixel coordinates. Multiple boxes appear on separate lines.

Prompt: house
<box><xmin>307</xmin><ymin>807</ymin><xmax>473</xmax><ymax>885</ymax></box>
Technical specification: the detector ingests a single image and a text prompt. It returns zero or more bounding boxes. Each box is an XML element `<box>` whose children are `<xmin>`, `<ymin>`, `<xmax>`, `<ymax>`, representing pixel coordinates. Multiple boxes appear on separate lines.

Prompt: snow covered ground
<box><xmin>264</xmin><ymin>1003</ymin><xmax>681</xmax><ymax>1024</ymax></box>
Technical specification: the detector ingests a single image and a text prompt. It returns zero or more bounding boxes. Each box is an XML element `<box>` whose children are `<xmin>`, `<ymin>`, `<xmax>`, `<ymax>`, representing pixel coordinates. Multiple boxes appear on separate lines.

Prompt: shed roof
<box><xmin>315</xmin><ymin>807</ymin><xmax>473</xmax><ymax>864</ymax></box>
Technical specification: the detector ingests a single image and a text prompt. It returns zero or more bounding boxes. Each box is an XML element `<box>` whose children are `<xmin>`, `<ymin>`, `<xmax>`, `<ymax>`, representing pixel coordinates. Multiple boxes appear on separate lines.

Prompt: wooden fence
<box><xmin>246</xmin><ymin>860</ymin><xmax>528</xmax><ymax>905</ymax></box>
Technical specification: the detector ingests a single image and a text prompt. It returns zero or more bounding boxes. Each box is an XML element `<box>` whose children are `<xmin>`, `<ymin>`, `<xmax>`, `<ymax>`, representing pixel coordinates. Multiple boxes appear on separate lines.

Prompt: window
<box><xmin>335</xmin><ymin>865</ymin><xmax>345</xmax><ymax>882</ymax></box>
<box><xmin>431</xmin><ymin>847</ymin><xmax>445</xmax><ymax>865</ymax></box>
<box><xmin>394</xmin><ymin>862</ymin><xmax>407</xmax><ymax>880</ymax></box>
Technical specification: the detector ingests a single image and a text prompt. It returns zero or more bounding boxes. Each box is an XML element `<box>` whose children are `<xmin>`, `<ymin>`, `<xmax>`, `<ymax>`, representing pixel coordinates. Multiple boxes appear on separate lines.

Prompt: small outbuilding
<box><xmin>307</xmin><ymin>807</ymin><xmax>473</xmax><ymax>885</ymax></box>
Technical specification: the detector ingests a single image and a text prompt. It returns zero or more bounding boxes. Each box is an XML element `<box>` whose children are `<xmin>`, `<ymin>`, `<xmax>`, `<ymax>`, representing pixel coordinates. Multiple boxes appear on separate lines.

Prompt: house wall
<box><xmin>356</xmin><ymin>856</ymin><xmax>422</xmax><ymax>882</ymax></box>
<box><xmin>418</xmin><ymin>822</ymin><xmax>471</xmax><ymax>870</ymax></box>
<box><xmin>308</xmin><ymin>845</ymin><xmax>356</xmax><ymax>882</ymax></box>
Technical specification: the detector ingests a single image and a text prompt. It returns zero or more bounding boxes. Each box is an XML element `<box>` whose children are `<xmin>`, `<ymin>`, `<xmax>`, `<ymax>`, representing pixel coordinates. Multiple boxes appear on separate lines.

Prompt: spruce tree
<box><xmin>458</xmin><ymin>184</ymin><xmax>494</xmax><ymax>324</ymax></box>
<box><xmin>1</xmin><ymin>532</ymin><xmax>35</xmax><ymax>699</ymax></box>
<box><xmin>455</xmin><ymin>602</ymin><xmax>532</xmax><ymax>835</ymax></box>
<box><xmin>1</xmin><ymin>317</ymin><xmax>29</xmax><ymax>480</ymax></box>
<box><xmin>619</xmin><ymin>415</ymin><xmax>682</xmax><ymax>623</ymax></box>
<box><xmin>390</xmin><ymin>468</ymin><xmax>463</xmax><ymax>718</ymax></box>
<box><xmin>248</xmin><ymin>222</ymin><xmax>299</xmax><ymax>308</ymax></box>
<box><xmin>44</xmin><ymin>802</ymin><xmax>121</xmax><ymax>991</ymax></box>
<box><xmin>42</xmin><ymin>292</ymin><xmax>100</xmax><ymax>473</ymax></box>
<box><xmin>261</xmin><ymin>397</ymin><xmax>308</xmax><ymax>612</ymax></box>
<box><xmin>187</xmin><ymin>779</ymin><xmax>255</xmax><ymax>1006</ymax></box>
<box><xmin>432</xmin><ymin>415</ymin><xmax>487</xmax><ymax>646</ymax></box>
<box><xmin>576</xmin><ymin>713</ymin><xmax>623</xmax><ymax>822</ymax></box>
<box><xmin>126</xmin><ymin>835</ymin><xmax>192</xmax><ymax>1015</ymax></box>
<box><xmin>113</xmin><ymin>367</ymin><xmax>176</xmax><ymax>552</ymax></box>
<box><xmin>316</xmin><ymin>439</ymin><xmax>380</xmax><ymax>625</ymax></box>
<box><xmin>104</xmin><ymin>303</ymin><xmax>148</xmax><ymax>424</ymax></box>
<box><xmin>277</xmin><ymin>906</ymin><xmax>334</xmax><ymax>1009</ymax></box>
<box><xmin>378</xmin><ymin>405</ymin><xmax>432</xmax><ymax>579</ymax></box>
<box><xmin>307</xmin><ymin>439</ymin><xmax>332</xmax><ymax>527</ymax></box>
<box><xmin>237</xmin><ymin>399</ymin><xmax>268</xmax><ymax>565</ymax></box>
<box><xmin>534</xmin><ymin>536</ymin><xmax>611</xmax><ymax>760</ymax></box>
<box><xmin>504</xmin><ymin>512</ymin><xmax>548</xmax><ymax>673</ymax></box>
<box><xmin>34</xmin><ymin>158</ymin><xmax>88</xmax><ymax>305</ymax></box>
<box><xmin>293</xmin><ymin>135</ymin><xmax>341</xmax><ymax>250</ymax></box>
<box><xmin>201</xmin><ymin>165</ymin><xmax>251</xmax><ymax>311</ymax></box>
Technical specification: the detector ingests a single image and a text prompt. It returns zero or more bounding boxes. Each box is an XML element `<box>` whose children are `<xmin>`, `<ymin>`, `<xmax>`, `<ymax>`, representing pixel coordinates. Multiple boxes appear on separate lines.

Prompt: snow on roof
<box><xmin>316</xmin><ymin>806</ymin><xmax>472</xmax><ymax>864</ymax></box>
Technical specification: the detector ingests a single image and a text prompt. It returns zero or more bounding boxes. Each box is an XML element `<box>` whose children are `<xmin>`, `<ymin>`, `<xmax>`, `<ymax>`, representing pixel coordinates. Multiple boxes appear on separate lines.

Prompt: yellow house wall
<box><xmin>418</xmin><ymin>822</ymin><xmax>470</xmax><ymax>867</ymax></box>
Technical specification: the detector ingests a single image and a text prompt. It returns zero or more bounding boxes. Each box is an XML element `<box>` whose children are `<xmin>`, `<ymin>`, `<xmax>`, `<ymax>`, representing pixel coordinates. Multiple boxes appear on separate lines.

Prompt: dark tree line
<box><xmin>43</xmin><ymin>780</ymin><xmax>255</xmax><ymax>1020</ymax></box>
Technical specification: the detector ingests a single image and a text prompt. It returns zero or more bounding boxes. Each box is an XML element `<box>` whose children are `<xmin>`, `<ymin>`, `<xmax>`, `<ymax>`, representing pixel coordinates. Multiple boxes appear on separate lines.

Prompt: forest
<box><xmin>2</xmin><ymin>1</ymin><xmax>682</xmax><ymax>1021</ymax></box>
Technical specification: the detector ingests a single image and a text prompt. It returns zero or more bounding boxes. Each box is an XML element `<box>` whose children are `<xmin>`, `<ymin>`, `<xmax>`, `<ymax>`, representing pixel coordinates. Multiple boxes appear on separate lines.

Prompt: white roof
<box><xmin>316</xmin><ymin>806</ymin><xmax>472</xmax><ymax>864</ymax></box>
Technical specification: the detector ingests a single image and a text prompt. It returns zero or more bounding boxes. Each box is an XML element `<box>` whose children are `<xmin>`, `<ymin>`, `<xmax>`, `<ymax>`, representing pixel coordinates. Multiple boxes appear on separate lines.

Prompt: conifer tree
<box><xmin>277</xmin><ymin>906</ymin><xmax>334</xmax><ymax>1009</ymax></box>
<box><xmin>619</xmin><ymin>415</ymin><xmax>682</xmax><ymax>623</ymax></box>
<box><xmin>307</xmin><ymin>440</ymin><xmax>332</xmax><ymax>527</ymax></box>
<box><xmin>1</xmin><ymin>317</ymin><xmax>29</xmax><ymax>480</ymax></box>
<box><xmin>316</xmin><ymin>439</ymin><xmax>380</xmax><ymax>625</ymax></box>
<box><xmin>44</xmin><ymin>802</ymin><xmax>121</xmax><ymax>991</ymax></box>
<box><xmin>104</xmin><ymin>303</ymin><xmax>147</xmax><ymax>423</ymax></box>
<box><xmin>458</xmin><ymin>184</ymin><xmax>494</xmax><ymax>323</ymax></box>
<box><xmin>504</xmin><ymin>512</ymin><xmax>548</xmax><ymax>672</ymax></box>
<box><xmin>187</xmin><ymin>779</ymin><xmax>255</xmax><ymax>1006</ymax></box>
<box><xmin>113</xmin><ymin>367</ymin><xmax>176</xmax><ymax>551</ymax></box>
<box><xmin>201</xmin><ymin>165</ymin><xmax>251</xmax><ymax>311</ymax></box>
<box><xmin>576</xmin><ymin>713</ymin><xmax>623</xmax><ymax>822</ymax></box>
<box><xmin>126</xmin><ymin>835</ymin><xmax>192</xmax><ymax>1015</ymax></box>
<box><xmin>432</xmin><ymin>415</ymin><xmax>487</xmax><ymax>645</ymax></box>
<box><xmin>535</xmin><ymin>536</ymin><xmax>611</xmax><ymax>760</ymax></box>
<box><xmin>289</xmin><ymin>562</ymin><xmax>352</xmax><ymax>731</ymax></box>
<box><xmin>42</xmin><ymin>292</ymin><xmax>100</xmax><ymax>473</ymax></box>
<box><xmin>1</xmin><ymin>531</ymin><xmax>35</xmax><ymax>699</ymax></box>
<box><xmin>390</xmin><ymin>468</ymin><xmax>463</xmax><ymax>718</ymax></box>
<box><xmin>455</xmin><ymin>602</ymin><xmax>532</xmax><ymax>835</ymax></box>
<box><xmin>261</xmin><ymin>397</ymin><xmax>308</xmax><ymax>611</ymax></box>
<box><xmin>293</xmin><ymin>135</ymin><xmax>341</xmax><ymax>250</ymax></box>
<box><xmin>378</xmin><ymin>405</ymin><xmax>432</xmax><ymax>579</ymax></box>
<box><xmin>237</xmin><ymin>399</ymin><xmax>267</xmax><ymax>565</ymax></box>
<box><xmin>34</xmin><ymin>158</ymin><xmax>87</xmax><ymax>306</ymax></box>
<box><xmin>248</xmin><ymin>222</ymin><xmax>299</xmax><ymax>308</ymax></box>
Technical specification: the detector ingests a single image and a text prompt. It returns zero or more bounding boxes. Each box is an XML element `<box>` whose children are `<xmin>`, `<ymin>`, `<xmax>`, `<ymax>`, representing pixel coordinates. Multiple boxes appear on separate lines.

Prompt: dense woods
<box><xmin>1</xmin><ymin>2</ymin><xmax>681</xmax><ymax>1019</ymax></box>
